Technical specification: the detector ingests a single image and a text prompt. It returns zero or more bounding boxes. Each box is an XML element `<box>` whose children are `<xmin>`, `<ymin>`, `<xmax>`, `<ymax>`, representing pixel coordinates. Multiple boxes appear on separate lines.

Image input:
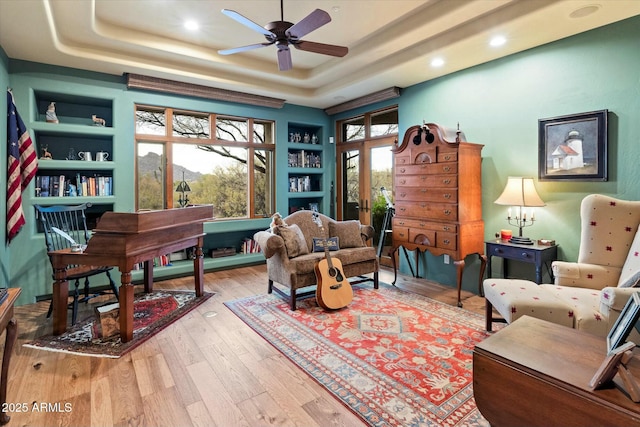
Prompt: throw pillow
<box><xmin>329</xmin><ymin>221</ymin><xmax>365</xmax><ymax>248</ymax></box>
<box><xmin>312</xmin><ymin>237</ymin><xmax>339</xmax><ymax>252</ymax></box>
<box><xmin>276</xmin><ymin>224</ymin><xmax>309</xmax><ymax>258</ymax></box>
<box><xmin>618</xmin><ymin>225</ymin><xmax>640</xmax><ymax>288</ymax></box>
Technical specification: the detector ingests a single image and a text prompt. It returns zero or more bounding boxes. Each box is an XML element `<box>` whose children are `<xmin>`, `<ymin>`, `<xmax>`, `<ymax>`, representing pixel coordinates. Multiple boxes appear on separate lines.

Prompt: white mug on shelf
<box><xmin>78</xmin><ymin>151</ymin><xmax>93</xmax><ymax>161</ymax></box>
<box><xmin>96</xmin><ymin>151</ymin><xmax>109</xmax><ymax>161</ymax></box>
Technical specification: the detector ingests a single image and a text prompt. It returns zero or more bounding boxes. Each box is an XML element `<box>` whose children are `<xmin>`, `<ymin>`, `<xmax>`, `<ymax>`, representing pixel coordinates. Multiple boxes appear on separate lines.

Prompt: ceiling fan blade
<box><xmin>277</xmin><ymin>44</ymin><xmax>293</xmax><ymax>71</ymax></box>
<box><xmin>221</xmin><ymin>9</ymin><xmax>274</xmax><ymax>37</ymax></box>
<box><xmin>286</xmin><ymin>9</ymin><xmax>331</xmax><ymax>40</ymax></box>
<box><xmin>293</xmin><ymin>40</ymin><xmax>348</xmax><ymax>57</ymax></box>
<box><xmin>218</xmin><ymin>42</ymin><xmax>273</xmax><ymax>55</ymax></box>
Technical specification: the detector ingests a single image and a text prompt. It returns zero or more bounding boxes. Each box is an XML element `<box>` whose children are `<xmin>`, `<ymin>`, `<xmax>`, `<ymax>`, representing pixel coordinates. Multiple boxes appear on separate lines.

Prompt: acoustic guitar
<box><xmin>312</xmin><ymin>210</ymin><xmax>353</xmax><ymax>310</ymax></box>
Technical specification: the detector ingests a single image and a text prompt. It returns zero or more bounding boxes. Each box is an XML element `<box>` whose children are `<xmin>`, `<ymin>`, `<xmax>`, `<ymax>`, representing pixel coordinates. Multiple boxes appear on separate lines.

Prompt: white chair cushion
<box><xmin>484</xmin><ymin>279</ymin><xmax>574</xmax><ymax>328</ymax></box>
<box><xmin>540</xmin><ymin>285</ymin><xmax>607</xmax><ymax>336</ymax></box>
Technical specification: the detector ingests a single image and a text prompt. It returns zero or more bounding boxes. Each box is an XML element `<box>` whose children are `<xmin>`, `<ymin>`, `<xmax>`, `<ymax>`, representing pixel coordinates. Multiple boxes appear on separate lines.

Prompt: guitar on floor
<box><xmin>312</xmin><ymin>209</ymin><xmax>353</xmax><ymax>310</ymax></box>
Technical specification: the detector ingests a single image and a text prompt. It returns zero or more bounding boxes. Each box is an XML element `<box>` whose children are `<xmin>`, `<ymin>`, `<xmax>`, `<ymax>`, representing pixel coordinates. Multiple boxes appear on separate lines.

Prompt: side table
<box><xmin>474</xmin><ymin>316</ymin><xmax>640</xmax><ymax>426</ymax></box>
<box><xmin>486</xmin><ymin>239</ymin><xmax>557</xmax><ymax>284</ymax></box>
<box><xmin>0</xmin><ymin>288</ymin><xmax>21</xmax><ymax>425</ymax></box>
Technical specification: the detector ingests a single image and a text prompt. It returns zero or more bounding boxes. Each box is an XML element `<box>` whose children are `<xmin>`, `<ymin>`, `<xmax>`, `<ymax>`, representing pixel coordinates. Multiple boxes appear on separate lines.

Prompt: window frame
<box><xmin>134</xmin><ymin>105</ymin><xmax>275</xmax><ymax>219</ymax></box>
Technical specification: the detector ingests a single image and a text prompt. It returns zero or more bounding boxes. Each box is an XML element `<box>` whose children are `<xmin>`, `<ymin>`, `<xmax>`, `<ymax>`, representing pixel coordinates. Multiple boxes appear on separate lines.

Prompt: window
<box><xmin>135</xmin><ymin>106</ymin><xmax>275</xmax><ymax>219</ymax></box>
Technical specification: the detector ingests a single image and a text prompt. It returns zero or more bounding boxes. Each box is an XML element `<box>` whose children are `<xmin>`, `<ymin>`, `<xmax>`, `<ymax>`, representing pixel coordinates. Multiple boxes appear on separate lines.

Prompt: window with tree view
<box><xmin>135</xmin><ymin>106</ymin><xmax>275</xmax><ymax>219</ymax></box>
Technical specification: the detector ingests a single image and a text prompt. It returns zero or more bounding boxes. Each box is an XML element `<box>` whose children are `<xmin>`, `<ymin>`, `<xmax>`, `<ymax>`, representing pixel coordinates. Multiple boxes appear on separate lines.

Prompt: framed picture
<box><xmin>589</xmin><ymin>341</ymin><xmax>635</xmax><ymax>390</ymax></box>
<box><xmin>538</xmin><ymin>110</ymin><xmax>608</xmax><ymax>181</ymax></box>
<box><xmin>607</xmin><ymin>292</ymin><xmax>640</xmax><ymax>353</ymax></box>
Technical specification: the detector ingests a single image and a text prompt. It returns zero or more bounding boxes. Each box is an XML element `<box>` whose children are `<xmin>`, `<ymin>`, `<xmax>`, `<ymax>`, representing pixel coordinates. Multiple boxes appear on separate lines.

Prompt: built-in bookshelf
<box><xmin>287</xmin><ymin>122</ymin><xmax>325</xmax><ymax>214</ymax></box>
<box><xmin>30</xmin><ymin>91</ymin><xmax>116</xmax><ymax>228</ymax></box>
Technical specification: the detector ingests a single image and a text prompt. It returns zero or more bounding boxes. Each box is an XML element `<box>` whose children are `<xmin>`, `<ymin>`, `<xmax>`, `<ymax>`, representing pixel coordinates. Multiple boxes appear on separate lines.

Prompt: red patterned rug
<box><xmin>225</xmin><ymin>284</ymin><xmax>491</xmax><ymax>427</ymax></box>
<box><xmin>24</xmin><ymin>290</ymin><xmax>213</xmax><ymax>358</ymax></box>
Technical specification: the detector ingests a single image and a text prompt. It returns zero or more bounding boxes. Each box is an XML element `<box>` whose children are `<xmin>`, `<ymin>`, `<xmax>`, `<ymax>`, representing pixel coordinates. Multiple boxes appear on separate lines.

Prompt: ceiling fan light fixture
<box><xmin>219</xmin><ymin>2</ymin><xmax>348</xmax><ymax>71</ymax></box>
<box><xmin>184</xmin><ymin>20</ymin><xmax>199</xmax><ymax>31</ymax></box>
<box><xmin>430</xmin><ymin>57</ymin><xmax>445</xmax><ymax>67</ymax></box>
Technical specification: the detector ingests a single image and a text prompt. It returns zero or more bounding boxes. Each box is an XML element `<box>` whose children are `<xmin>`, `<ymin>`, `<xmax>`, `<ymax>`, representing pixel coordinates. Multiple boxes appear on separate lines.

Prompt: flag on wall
<box><xmin>6</xmin><ymin>89</ymin><xmax>38</xmax><ymax>243</ymax></box>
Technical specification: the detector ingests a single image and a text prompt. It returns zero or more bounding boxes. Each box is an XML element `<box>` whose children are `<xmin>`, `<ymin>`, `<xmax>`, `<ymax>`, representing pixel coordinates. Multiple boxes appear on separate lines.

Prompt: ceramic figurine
<box><xmin>45</xmin><ymin>102</ymin><xmax>59</xmax><ymax>123</ymax></box>
<box><xmin>92</xmin><ymin>115</ymin><xmax>106</xmax><ymax>126</ymax></box>
<box><xmin>40</xmin><ymin>146</ymin><xmax>53</xmax><ymax>160</ymax></box>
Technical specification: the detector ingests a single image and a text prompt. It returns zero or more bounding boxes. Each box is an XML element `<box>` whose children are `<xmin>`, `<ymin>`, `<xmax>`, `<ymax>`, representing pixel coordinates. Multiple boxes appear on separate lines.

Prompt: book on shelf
<box><xmin>35</xmin><ymin>174</ymin><xmax>113</xmax><ymax>197</ymax></box>
<box><xmin>242</xmin><ymin>238</ymin><xmax>261</xmax><ymax>254</ymax></box>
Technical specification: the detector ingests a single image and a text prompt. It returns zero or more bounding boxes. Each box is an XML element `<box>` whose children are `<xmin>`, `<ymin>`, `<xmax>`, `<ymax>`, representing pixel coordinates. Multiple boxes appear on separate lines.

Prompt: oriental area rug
<box><xmin>24</xmin><ymin>290</ymin><xmax>213</xmax><ymax>358</ymax></box>
<box><xmin>225</xmin><ymin>284</ymin><xmax>492</xmax><ymax>427</ymax></box>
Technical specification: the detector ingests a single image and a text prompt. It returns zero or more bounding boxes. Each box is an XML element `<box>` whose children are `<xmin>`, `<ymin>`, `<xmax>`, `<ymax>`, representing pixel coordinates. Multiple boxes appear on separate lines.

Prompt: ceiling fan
<box><xmin>218</xmin><ymin>0</ymin><xmax>348</xmax><ymax>71</ymax></box>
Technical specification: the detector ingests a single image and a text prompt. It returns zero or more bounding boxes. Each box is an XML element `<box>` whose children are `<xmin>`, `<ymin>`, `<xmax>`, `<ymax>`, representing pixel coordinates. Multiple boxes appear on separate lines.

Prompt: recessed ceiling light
<box><xmin>489</xmin><ymin>35</ymin><xmax>506</xmax><ymax>47</ymax></box>
<box><xmin>184</xmin><ymin>20</ymin><xmax>199</xmax><ymax>31</ymax></box>
<box><xmin>430</xmin><ymin>57</ymin><xmax>445</xmax><ymax>67</ymax></box>
<box><xmin>570</xmin><ymin>5</ymin><xmax>601</xmax><ymax>19</ymax></box>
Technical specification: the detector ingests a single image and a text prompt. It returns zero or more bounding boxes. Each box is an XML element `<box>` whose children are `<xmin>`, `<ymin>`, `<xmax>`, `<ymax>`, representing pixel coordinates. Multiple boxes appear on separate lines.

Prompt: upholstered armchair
<box><xmin>253</xmin><ymin>210</ymin><xmax>379</xmax><ymax>310</ymax></box>
<box><xmin>484</xmin><ymin>194</ymin><xmax>640</xmax><ymax>339</ymax></box>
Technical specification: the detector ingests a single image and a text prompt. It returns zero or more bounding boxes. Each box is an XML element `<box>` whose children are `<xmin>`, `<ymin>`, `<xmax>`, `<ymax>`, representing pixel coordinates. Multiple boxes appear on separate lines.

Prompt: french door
<box><xmin>336</xmin><ymin>137</ymin><xmax>395</xmax><ymax>260</ymax></box>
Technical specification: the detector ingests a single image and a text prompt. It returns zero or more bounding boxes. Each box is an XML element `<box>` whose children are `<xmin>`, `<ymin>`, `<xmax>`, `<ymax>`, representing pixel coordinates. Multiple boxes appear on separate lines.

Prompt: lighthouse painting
<box><xmin>538</xmin><ymin>110</ymin><xmax>608</xmax><ymax>181</ymax></box>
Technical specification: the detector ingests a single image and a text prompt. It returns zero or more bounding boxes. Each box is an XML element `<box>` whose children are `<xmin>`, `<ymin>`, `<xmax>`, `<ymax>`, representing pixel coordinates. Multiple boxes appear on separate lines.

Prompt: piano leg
<box><xmin>194</xmin><ymin>244</ymin><xmax>204</xmax><ymax>297</ymax></box>
<box><xmin>143</xmin><ymin>259</ymin><xmax>154</xmax><ymax>293</ymax></box>
<box><xmin>119</xmin><ymin>271</ymin><xmax>134</xmax><ymax>343</ymax></box>
<box><xmin>52</xmin><ymin>266</ymin><xmax>69</xmax><ymax>335</ymax></box>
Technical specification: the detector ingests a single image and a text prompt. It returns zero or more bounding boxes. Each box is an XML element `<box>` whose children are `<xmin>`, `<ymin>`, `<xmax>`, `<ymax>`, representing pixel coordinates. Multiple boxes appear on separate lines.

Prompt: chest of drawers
<box><xmin>391</xmin><ymin>123</ymin><xmax>486</xmax><ymax>306</ymax></box>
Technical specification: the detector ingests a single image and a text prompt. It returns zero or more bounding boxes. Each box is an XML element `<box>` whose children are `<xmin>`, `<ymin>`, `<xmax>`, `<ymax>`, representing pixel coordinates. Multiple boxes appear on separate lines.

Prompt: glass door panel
<box><xmin>342</xmin><ymin>149</ymin><xmax>360</xmax><ymax>221</ymax></box>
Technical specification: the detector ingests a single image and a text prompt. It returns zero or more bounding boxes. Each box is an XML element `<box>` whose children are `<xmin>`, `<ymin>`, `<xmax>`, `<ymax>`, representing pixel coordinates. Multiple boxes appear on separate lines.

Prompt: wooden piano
<box><xmin>48</xmin><ymin>205</ymin><xmax>214</xmax><ymax>342</ymax></box>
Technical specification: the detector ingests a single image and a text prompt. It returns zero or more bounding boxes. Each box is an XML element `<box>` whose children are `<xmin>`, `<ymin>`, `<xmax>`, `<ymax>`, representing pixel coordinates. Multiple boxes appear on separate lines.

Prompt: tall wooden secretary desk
<box><xmin>391</xmin><ymin>123</ymin><xmax>486</xmax><ymax>306</ymax></box>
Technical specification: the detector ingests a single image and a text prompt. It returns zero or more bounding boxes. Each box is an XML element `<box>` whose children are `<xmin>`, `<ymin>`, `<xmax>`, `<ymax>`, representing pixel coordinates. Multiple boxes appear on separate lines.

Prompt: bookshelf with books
<box><xmin>29</xmin><ymin>91</ymin><xmax>116</xmax><ymax>227</ymax></box>
<box><xmin>287</xmin><ymin>122</ymin><xmax>325</xmax><ymax>214</ymax></box>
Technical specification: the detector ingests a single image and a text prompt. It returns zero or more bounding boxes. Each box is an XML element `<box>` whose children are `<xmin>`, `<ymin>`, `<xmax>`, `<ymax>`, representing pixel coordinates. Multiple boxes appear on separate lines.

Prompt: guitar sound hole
<box><xmin>329</xmin><ymin>267</ymin><xmax>344</xmax><ymax>282</ymax></box>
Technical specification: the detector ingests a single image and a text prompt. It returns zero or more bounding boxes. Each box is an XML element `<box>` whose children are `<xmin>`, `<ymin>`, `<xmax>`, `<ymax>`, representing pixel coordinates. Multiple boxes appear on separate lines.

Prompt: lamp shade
<box><xmin>494</xmin><ymin>177</ymin><xmax>545</xmax><ymax>207</ymax></box>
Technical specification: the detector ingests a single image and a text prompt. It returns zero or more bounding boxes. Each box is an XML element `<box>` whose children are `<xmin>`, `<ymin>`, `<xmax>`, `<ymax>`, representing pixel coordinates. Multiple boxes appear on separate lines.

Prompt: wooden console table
<box><xmin>0</xmin><ymin>288</ymin><xmax>21</xmax><ymax>425</ymax></box>
<box><xmin>474</xmin><ymin>316</ymin><xmax>640</xmax><ymax>426</ymax></box>
<box><xmin>49</xmin><ymin>205</ymin><xmax>213</xmax><ymax>343</ymax></box>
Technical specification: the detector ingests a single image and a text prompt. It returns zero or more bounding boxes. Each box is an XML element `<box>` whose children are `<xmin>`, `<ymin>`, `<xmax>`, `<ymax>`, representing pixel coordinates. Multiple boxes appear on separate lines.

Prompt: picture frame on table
<box><xmin>538</xmin><ymin>109</ymin><xmax>608</xmax><ymax>181</ymax></box>
<box><xmin>607</xmin><ymin>292</ymin><xmax>640</xmax><ymax>353</ymax></box>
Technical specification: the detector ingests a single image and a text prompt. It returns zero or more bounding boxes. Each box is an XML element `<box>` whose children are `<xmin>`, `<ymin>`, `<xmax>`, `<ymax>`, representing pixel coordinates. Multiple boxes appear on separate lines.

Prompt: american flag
<box><xmin>6</xmin><ymin>90</ymin><xmax>38</xmax><ymax>243</ymax></box>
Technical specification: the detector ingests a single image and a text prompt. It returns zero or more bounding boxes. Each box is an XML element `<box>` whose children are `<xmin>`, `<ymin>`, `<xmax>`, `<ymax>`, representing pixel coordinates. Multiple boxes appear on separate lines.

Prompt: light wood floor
<box><xmin>4</xmin><ymin>265</ymin><xmax>486</xmax><ymax>427</ymax></box>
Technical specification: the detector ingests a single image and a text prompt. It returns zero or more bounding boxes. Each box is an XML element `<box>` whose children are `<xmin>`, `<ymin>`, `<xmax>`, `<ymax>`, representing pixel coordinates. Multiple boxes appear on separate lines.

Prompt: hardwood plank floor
<box><xmin>4</xmin><ymin>265</ymin><xmax>486</xmax><ymax>427</ymax></box>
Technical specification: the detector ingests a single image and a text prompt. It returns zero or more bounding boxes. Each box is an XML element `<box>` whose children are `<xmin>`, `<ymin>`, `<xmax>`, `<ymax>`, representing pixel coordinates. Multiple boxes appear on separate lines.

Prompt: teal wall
<box><xmin>332</xmin><ymin>15</ymin><xmax>640</xmax><ymax>290</ymax></box>
<box><xmin>2</xmin><ymin>14</ymin><xmax>640</xmax><ymax>303</ymax></box>
<box><xmin>1</xmin><ymin>47</ymin><xmax>9</xmax><ymax>286</ymax></box>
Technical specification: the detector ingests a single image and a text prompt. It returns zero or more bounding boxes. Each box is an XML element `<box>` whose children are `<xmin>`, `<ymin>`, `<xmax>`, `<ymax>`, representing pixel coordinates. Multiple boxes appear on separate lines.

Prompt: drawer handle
<box><xmin>400</xmin><ymin>192</ymin><xmax>407</xmax><ymax>197</ymax></box>
<box><xmin>443</xmin><ymin>155</ymin><xmax>451</xmax><ymax>160</ymax></box>
<box><xmin>443</xmin><ymin>239</ymin><xmax>450</xmax><ymax>245</ymax></box>
<box><xmin>444</xmin><ymin>193</ymin><xmax>452</xmax><ymax>199</ymax></box>
<box><xmin>443</xmin><ymin>226</ymin><xmax>451</xmax><ymax>231</ymax></box>
<box><xmin>399</xmin><ymin>158</ymin><xmax>406</xmax><ymax>164</ymax></box>
<box><xmin>421</xmin><ymin>176</ymin><xmax>427</xmax><ymax>181</ymax></box>
<box><xmin>399</xmin><ymin>232</ymin><xmax>406</xmax><ymax>237</ymax></box>
<box><xmin>444</xmin><ymin>209</ymin><xmax>451</xmax><ymax>216</ymax></box>
<box><xmin>400</xmin><ymin>207</ymin><xmax>406</xmax><ymax>212</ymax></box>
<box><xmin>400</xmin><ymin>168</ymin><xmax>406</xmax><ymax>173</ymax></box>
<box><xmin>421</xmin><ymin>188</ymin><xmax>427</xmax><ymax>193</ymax></box>
<box><xmin>442</xmin><ymin>179</ymin><xmax>451</xmax><ymax>184</ymax></box>
<box><xmin>420</xmin><ymin>203</ymin><xmax>427</xmax><ymax>208</ymax></box>
<box><xmin>494</xmin><ymin>248</ymin><xmax>502</xmax><ymax>254</ymax></box>
<box><xmin>420</xmin><ymin>222</ymin><xmax>426</xmax><ymax>226</ymax></box>
<box><xmin>521</xmin><ymin>252</ymin><xmax>530</xmax><ymax>258</ymax></box>
<box><xmin>400</xmin><ymin>179</ymin><xmax>406</xmax><ymax>184</ymax></box>
<box><xmin>398</xmin><ymin>221</ymin><xmax>405</xmax><ymax>225</ymax></box>
<box><xmin>442</xmin><ymin>166</ymin><xmax>451</xmax><ymax>172</ymax></box>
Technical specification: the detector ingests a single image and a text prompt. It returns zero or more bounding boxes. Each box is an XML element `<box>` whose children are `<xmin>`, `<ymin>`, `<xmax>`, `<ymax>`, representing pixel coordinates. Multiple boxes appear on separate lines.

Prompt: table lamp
<box><xmin>494</xmin><ymin>176</ymin><xmax>545</xmax><ymax>245</ymax></box>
